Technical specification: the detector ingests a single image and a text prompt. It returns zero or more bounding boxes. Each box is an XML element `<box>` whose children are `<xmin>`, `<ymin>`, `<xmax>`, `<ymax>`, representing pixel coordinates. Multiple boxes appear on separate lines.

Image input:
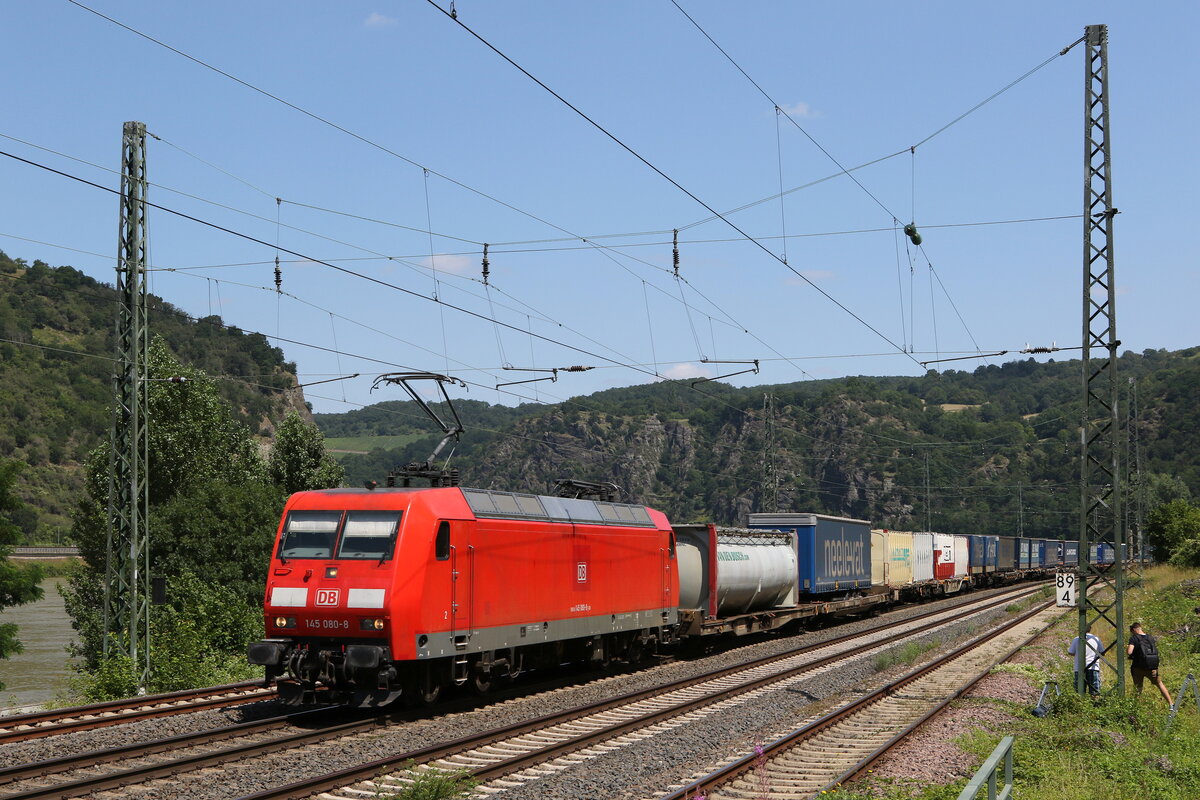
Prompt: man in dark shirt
<box><xmin>1127</xmin><ymin>622</ymin><xmax>1172</xmax><ymax>706</ymax></box>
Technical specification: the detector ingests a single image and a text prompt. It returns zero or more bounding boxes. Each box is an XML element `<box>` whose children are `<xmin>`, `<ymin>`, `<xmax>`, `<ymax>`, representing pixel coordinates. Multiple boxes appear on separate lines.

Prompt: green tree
<box><xmin>65</xmin><ymin>339</ymin><xmax>271</xmax><ymax>671</ymax></box>
<box><xmin>64</xmin><ymin>339</ymin><xmax>344</xmax><ymax>693</ymax></box>
<box><xmin>1145</xmin><ymin>499</ymin><xmax>1200</xmax><ymax>560</ymax></box>
<box><xmin>268</xmin><ymin>410</ymin><xmax>345</xmax><ymax>495</ymax></box>
<box><xmin>0</xmin><ymin>459</ymin><xmax>44</xmax><ymax>689</ymax></box>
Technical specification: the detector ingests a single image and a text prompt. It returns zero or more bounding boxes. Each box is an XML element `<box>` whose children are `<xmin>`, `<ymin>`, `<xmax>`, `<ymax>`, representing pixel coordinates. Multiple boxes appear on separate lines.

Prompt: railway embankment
<box><xmin>831</xmin><ymin>566</ymin><xmax>1200</xmax><ymax>800</ymax></box>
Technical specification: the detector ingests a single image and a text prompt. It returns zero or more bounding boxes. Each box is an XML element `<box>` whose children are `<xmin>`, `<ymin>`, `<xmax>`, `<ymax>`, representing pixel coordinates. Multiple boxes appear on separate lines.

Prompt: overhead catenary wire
<box><xmin>424</xmin><ymin>0</ymin><xmax>922</xmax><ymax>368</ymax></box>
<box><xmin>669</xmin><ymin>0</ymin><xmax>898</xmax><ymax>220</ymax></box>
<box><xmin>0</xmin><ymin>146</ymin><xmax>676</xmax><ymax>382</ymax></box>
<box><xmin>0</xmin><ymin>261</ymin><xmax>1084</xmax><ymax>459</ymax></box>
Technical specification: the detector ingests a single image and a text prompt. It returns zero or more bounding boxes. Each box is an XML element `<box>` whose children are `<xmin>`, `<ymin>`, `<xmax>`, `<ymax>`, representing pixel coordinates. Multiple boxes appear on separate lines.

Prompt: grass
<box><xmin>376</xmin><ymin>764</ymin><xmax>479</xmax><ymax>800</ymax></box>
<box><xmin>841</xmin><ymin>566</ymin><xmax>1200</xmax><ymax>800</ymax></box>
<box><xmin>874</xmin><ymin>637</ymin><xmax>942</xmax><ymax>673</ymax></box>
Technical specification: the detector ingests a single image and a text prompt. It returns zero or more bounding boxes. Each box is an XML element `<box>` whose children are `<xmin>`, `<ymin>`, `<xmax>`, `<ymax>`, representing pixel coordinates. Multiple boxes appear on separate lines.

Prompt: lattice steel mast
<box><xmin>103</xmin><ymin>121</ymin><xmax>151</xmax><ymax>686</ymax></box>
<box><xmin>1077</xmin><ymin>25</ymin><xmax>1125</xmax><ymax>695</ymax></box>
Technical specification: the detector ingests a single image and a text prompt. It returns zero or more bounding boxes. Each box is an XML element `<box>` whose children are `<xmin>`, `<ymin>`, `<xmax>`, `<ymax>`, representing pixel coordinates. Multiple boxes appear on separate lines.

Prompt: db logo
<box><xmin>576</xmin><ymin>562</ymin><xmax>588</xmax><ymax>583</ymax></box>
<box><xmin>315</xmin><ymin>589</ymin><xmax>340</xmax><ymax>607</ymax></box>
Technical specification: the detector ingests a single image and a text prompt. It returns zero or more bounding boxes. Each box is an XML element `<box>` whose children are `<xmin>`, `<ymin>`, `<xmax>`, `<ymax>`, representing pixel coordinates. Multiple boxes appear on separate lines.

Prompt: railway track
<box><xmin>0</xmin><ymin>681</ymin><xmax>275</xmax><ymax>745</ymax></box>
<box><xmin>661</xmin><ymin>598</ymin><xmax>1060</xmax><ymax>799</ymax></box>
<box><xmin>233</xmin><ymin>584</ymin><xmax>1048</xmax><ymax>800</ymax></box>
<box><xmin>0</xmin><ymin>584</ymin><xmax>1047</xmax><ymax>800</ymax></box>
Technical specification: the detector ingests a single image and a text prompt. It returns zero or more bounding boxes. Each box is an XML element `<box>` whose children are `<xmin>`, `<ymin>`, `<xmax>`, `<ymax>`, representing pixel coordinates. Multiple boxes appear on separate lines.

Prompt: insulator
<box><xmin>482</xmin><ymin>243</ymin><xmax>490</xmax><ymax>285</ymax></box>
<box><xmin>904</xmin><ymin>222</ymin><xmax>922</xmax><ymax>246</ymax></box>
<box><xmin>672</xmin><ymin>229</ymin><xmax>680</xmax><ymax>277</ymax></box>
<box><xmin>274</xmin><ymin>257</ymin><xmax>282</xmax><ymax>292</ymax></box>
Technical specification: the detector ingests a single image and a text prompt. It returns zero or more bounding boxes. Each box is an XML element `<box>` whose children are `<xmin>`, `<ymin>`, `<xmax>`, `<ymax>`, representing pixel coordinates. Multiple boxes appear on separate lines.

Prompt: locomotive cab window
<box><xmin>336</xmin><ymin>510</ymin><xmax>402</xmax><ymax>560</ymax></box>
<box><xmin>435</xmin><ymin>522</ymin><xmax>450</xmax><ymax>561</ymax></box>
<box><xmin>278</xmin><ymin>511</ymin><xmax>342</xmax><ymax>559</ymax></box>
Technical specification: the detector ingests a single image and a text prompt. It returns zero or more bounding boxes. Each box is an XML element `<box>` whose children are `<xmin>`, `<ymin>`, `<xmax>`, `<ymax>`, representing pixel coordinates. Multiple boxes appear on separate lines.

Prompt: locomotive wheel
<box><xmin>402</xmin><ymin>665</ymin><xmax>442</xmax><ymax>706</ymax></box>
<box><xmin>470</xmin><ymin>666</ymin><xmax>493</xmax><ymax>694</ymax></box>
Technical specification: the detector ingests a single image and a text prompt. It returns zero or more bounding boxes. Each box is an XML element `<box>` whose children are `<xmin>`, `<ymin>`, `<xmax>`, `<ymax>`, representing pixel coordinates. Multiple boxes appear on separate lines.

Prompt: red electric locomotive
<box><xmin>248</xmin><ymin>485</ymin><xmax>679</xmax><ymax>706</ymax></box>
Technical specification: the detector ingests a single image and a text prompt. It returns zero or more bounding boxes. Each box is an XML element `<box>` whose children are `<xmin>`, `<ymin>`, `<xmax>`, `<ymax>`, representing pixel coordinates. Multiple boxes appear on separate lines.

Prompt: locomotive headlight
<box><xmin>360</xmin><ymin>618</ymin><xmax>386</xmax><ymax>631</ymax></box>
<box><xmin>274</xmin><ymin>616</ymin><xmax>296</xmax><ymax>629</ymax></box>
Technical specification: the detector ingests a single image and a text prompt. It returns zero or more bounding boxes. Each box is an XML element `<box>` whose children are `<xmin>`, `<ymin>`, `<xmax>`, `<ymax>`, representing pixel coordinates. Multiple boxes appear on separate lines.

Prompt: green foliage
<box><xmin>1148</xmin><ymin>500</ymin><xmax>1200</xmax><ymax>562</ymax></box>
<box><xmin>0</xmin><ymin>459</ymin><xmax>44</xmax><ymax>689</ymax></box>
<box><xmin>844</xmin><ymin>568</ymin><xmax>1200</xmax><ymax>800</ymax></box>
<box><xmin>874</xmin><ymin>638</ymin><xmax>940</xmax><ymax>672</ymax></box>
<box><xmin>268</xmin><ymin>411</ymin><xmax>345</xmax><ymax>494</ymax></box>
<box><xmin>378</xmin><ymin>764</ymin><xmax>480</xmax><ymax>800</ymax></box>
<box><xmin>64</xmin><ymin>339</ymin><xmax>338</xmax><ymax>688</ymax></box>
<box><xmin>0</xmin><ymin>251</ymin><xmax>302</xmax><ymax>542</ymax></box>
<box><xmin>990</xmin><ymin>662</ymin><xmax>1049</xmax><ymax>684</ymax></box>
<box><xmin>74</xmin><ymin>572</ymin><xmax>263</xmax><ymax>701</ymax></box>
<box><xmin>323</xmin><ymin>349</ymin><xmax>1200</xmax><ymax>531</ymax></box>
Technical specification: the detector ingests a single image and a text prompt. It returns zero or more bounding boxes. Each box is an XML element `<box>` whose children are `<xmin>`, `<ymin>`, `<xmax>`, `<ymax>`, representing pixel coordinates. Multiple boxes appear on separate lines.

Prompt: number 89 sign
<box><xmin>1055</xmin><ymin>571</ymin><xmax>1077</xmax><ymax>607</ymax></box>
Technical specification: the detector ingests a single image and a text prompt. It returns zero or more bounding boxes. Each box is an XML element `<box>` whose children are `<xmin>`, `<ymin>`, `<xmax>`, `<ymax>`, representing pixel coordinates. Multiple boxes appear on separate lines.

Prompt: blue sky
<box><xmin>2</xmin><ymin>2</ymin><xmax>1196</xmax><ymax>415</ymax></box>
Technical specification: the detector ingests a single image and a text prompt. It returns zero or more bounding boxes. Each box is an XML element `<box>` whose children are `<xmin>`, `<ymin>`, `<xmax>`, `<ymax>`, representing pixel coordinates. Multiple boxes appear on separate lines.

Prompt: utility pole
<box><xmin>103</xmin><ymin>121</ymin><xmax>151</xmax><ymax>688</ymax></box>
<box><xmin>1127</xmin><ymin>377</ymin><xmax>1144</xmax><ymax>583</ymax></box>
<box><xmin>924</xmin><ymin>452</ymin><xmax>931</xmax><ymax>531</ymax></box>
<box><xmin>1078</xmin><ymin>25</ymin><xmax>1125</xmax><ymax>696</ymax></box>
<box><xmin>1018</xmin><ymin>487</ymin><xmax>1024</xmax><ymax>536</ymax></box>
<box><xmin>763</xmin><ymin>393</ymin><xmax>778</xmax><ymax>512</ymax></box>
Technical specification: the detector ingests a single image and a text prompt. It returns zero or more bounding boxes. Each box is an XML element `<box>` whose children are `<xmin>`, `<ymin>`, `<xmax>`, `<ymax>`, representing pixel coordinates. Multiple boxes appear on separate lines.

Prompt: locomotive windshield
<box><xmin>278</xmin><ymin>511</ymin><xmax>341</xmax><ymax>558</ymax></box>
<box><xmin>336</xmin><ymin>510</ymin><xmax>402</xmax><ymax>560</ymax></box>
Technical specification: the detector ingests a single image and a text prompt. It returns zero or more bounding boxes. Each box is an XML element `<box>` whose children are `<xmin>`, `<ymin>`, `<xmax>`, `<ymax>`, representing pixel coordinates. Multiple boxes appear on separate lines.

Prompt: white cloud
<box><xmin>420</xmin><ymin>254</ymin><xmax>474</xmax><ymax>275</ymax></box>
<box><xmin>364</xmin><ymin>12</ymin><xmax>397</xmax><ymax>28</ymax></box>
<box><xmin>660</xmin><ymin>362</ymin><xmax>715</xmax><ymax>381</ymax></box>
<box><xmin>777</xmin><ymin>101</ymin><xmax>820</xmax><ymax>119</ymax></box>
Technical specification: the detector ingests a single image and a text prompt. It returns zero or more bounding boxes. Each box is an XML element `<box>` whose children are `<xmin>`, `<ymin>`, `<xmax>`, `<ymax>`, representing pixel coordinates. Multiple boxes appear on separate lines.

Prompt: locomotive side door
<box><xmin>447</xmin><ymin>521</ymin><xmax>474</xmax><ymax>649</ymax></box>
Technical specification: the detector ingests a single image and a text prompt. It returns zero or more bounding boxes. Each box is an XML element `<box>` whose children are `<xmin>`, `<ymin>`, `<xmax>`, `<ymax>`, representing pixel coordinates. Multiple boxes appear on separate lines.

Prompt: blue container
<box><xmin>747</xmin><ymin>512</ymin><xmax>872</xmax><ymax>593</ymax></box>
<box><xmin>1063</xmin><ymin>541</ymin><xmax>1079</xmax><ymax>566</ymax></box>
<box><xmin>1033</xmin><ymin>540</ymin><xmax>1046</xmax><ymax>568</ymax></box>
<box><xmin>1018</xmin><ymin>538</ymin><xmax>1032</xmax><ymax>569</ymax></box>
<box><xmin>966</xmin><ymin>535</ymin><xmax>999</xmax><ymax>575</ymax></box>
<box><xmin>998</xmin><ymin>537</ymin><xmax>1017</xmax><ymax>571</ymax></box>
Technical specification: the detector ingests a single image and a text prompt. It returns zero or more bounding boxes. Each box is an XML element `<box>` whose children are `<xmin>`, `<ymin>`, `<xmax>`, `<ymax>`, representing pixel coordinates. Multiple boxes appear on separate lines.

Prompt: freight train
<box><xmin>247</xmin><ymin>485</ymin><xmax>1095</xmax><ymax>707</ymax></box>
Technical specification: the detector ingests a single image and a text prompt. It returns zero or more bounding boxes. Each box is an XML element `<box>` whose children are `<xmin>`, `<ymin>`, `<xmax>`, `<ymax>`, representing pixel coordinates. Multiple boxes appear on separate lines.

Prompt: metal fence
<box><xmin>10</xmin><ymin>546</ymin><xmax>79</xmax><ymax>557</ymax></box>
<box><xmin>957</xmin><ymin>735</ymin><xmax>1014</xmax><ymax>800</ymax></box>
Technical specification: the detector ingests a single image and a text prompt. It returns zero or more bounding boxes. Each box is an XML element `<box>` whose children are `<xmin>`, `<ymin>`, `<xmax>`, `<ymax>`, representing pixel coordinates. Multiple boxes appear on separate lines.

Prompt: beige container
<box><xmin>871</xmin><ymin>530</ymin><xmax>887</xmax><ymax>586</ymax></box>
<box><xmin>885</xmin><ymin>530</ymin><xmax>916</xmax><ymax>588</ymax></box>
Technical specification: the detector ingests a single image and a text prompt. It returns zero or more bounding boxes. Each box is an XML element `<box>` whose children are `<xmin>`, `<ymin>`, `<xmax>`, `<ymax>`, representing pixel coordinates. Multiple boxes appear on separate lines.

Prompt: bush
<box><xmin>379</xmin><ymin>764</ymin><xmax>479</xmax><ymax>800</ymax></box>
<box><xmin>73</xmin><ymin>572</ymin><xmax>263</xmax><ymax>701</ymax></box>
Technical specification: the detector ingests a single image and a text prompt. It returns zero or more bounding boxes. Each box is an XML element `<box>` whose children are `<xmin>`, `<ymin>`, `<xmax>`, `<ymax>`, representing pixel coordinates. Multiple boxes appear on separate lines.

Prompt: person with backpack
<box><xmin>1127</xmin><ymin>622</ymin><xmax>1172</xmax><ymax>706</ymax></box>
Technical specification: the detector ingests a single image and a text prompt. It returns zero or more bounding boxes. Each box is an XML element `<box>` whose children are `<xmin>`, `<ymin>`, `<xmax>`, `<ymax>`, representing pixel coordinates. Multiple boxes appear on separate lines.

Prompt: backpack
<box><xmin>1135</xmin><ymin>633</ymin><xmax>1160</xmax><ymax>669</ymax></box>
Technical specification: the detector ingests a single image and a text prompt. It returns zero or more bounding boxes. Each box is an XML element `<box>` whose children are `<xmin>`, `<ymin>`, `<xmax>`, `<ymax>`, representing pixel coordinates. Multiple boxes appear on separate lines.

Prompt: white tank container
<box><xmin>715</xmin><ymin>534</ymin><xmax>797</xmax><ymax>615</ymax></box>
<box><xmin>678</xmin><ymin>531</ymin><xmax>798</xmax><ymax>616</ymax></box>
<box><xmin>912</xmin><ymin>532</ymin><xmax>934</xmax><ymax>583</ymax></box>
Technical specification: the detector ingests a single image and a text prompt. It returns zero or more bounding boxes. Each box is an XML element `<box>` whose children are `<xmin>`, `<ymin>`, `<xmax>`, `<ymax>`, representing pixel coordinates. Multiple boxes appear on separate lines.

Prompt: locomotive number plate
<box><xmin>304</xmin><ymin>618</ymin><xmax>350</xmax><ymax>630</ymax></box>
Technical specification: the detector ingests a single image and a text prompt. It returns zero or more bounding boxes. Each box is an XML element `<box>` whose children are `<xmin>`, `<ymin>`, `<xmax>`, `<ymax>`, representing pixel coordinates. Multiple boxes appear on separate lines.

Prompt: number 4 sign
<box><xmin>1055</xmin><ymin>571</ymin><xmax>1077</xmax><ymax>607</ymax></box>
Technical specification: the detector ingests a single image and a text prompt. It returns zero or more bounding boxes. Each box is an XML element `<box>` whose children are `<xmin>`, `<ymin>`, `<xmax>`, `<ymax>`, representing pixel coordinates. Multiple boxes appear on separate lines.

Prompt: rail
<box><xmin>956</xmin><ymin>735</ymin><xmax>1014</xmax><ymax>800</ymax></box>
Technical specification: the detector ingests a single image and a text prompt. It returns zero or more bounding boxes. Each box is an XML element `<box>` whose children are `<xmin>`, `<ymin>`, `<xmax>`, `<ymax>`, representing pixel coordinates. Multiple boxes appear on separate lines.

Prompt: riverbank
<box><xmin>0</xmin><ymin>577</ymin><xmax>78</xmax><ymax>709</ymax></box>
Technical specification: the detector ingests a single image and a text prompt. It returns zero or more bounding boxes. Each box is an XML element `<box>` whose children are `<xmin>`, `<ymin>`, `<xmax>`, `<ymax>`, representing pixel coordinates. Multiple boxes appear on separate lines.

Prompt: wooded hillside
<box><xmin>323</xmin><ymin>349</ymin><xmax>1200</xmax><ymax>537</ymax></box>
<box><xmin>0</xmin><ymin>251</ymin><xmax>306</xmax><ymax>541</ymax></box>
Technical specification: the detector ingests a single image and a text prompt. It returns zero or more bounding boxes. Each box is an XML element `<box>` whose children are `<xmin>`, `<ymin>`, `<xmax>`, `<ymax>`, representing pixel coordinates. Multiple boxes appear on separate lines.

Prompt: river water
<box><xmin>0</xmin><ymin>576</ymin><xmax>78</xmax><ymax>708</ymax></box>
